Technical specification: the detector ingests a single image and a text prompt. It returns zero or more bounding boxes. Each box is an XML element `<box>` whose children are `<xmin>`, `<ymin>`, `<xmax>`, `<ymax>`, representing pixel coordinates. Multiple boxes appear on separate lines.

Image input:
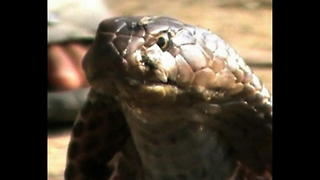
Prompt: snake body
<box><xmin>65</xmin><ymin>16</ymin><xmax>272</xmax><ymax>180</ymax></box>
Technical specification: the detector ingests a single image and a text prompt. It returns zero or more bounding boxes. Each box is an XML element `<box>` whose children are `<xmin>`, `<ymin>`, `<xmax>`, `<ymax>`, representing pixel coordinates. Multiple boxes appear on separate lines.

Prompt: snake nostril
<box><xmin>144</xmin><ymin>58</ymin><xmax>158</xmax><ymax>69</ymax></box>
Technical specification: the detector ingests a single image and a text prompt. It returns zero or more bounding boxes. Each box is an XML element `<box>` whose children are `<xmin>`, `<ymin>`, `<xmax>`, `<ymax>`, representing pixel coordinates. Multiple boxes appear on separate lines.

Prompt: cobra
<box><xmin>64</xmin><ymin>16</ymin><xmax>272</xmax><ymax>180</ymax></box>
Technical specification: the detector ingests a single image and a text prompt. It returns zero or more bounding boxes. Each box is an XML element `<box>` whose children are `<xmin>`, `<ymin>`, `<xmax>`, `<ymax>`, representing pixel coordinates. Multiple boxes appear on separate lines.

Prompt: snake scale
<box><xmin>64</xmin><ymin>16</ymin><xmax>272</xmax><ymax>180</ymax></box>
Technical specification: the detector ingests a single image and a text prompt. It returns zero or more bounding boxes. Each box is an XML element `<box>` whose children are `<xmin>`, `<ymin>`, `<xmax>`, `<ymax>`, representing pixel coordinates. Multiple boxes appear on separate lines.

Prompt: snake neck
<box><xmin>119</xmin><ymin>102</ymin><xmax>238</xmax><ymax>180</ymax></box>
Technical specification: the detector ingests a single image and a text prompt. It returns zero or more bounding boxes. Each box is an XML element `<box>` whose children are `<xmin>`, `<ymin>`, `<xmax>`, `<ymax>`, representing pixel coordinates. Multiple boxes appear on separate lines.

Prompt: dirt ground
<box><xmin>48</xmin><ymin>1</ymin><xmax>272</xmax><ymax>179</ymax></box>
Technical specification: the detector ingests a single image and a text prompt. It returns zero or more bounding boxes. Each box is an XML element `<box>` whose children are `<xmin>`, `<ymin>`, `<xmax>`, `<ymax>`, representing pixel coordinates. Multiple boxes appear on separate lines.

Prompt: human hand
<box><xmin>48</xmin><ymin>41</ymin><xmax>91</xmax><ymax>91</ymax></box>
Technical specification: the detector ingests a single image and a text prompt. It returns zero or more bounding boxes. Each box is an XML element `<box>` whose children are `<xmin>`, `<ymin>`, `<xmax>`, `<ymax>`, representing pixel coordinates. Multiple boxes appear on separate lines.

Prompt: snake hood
<box><xmin>67</xmin><ymin>16</ymin><xmax>272</xmax><ymax>180</ymax></box>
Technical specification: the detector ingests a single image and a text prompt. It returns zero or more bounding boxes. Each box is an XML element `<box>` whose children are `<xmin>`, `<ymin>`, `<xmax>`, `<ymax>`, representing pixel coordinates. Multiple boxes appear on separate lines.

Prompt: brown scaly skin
<box><xmin>65</xmin><ymin>16</ymin><xmax>272</xmax><ymax>180</ymax></box>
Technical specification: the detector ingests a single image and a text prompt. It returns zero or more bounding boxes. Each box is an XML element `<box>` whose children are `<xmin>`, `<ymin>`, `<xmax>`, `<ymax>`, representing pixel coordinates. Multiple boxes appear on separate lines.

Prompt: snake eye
<box><xmin>156</xmin><ymin>34</ymin><xmax>170</xmax><ymax>50</ymax></box>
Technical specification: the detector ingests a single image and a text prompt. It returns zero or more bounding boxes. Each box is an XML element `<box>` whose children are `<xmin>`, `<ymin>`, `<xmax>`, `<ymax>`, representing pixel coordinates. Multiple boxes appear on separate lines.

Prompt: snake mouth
<box><xmin>83</xmin><ymin>32</ymin><xmax>179</xmax><ymax>90</ymax></box>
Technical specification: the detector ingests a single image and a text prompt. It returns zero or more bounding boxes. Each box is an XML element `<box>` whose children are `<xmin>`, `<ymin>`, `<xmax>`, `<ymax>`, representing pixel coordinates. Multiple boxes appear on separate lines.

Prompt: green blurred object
<box><xmin>48</xmin><ymin>88</ymin><xmax>90</xmax><ymax>123</ymax></box>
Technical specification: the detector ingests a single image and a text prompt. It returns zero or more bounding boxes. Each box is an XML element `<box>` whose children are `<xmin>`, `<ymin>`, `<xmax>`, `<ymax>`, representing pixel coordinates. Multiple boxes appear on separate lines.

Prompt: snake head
<box><xmin>83</xmin><ymin>16</ymin><xmax>179</xmax><ymax>100</ymax></box>
<box><xmin>83</xmin><ymin>16</ymin><xmax>270</xmax><ymax>105</ymax></box>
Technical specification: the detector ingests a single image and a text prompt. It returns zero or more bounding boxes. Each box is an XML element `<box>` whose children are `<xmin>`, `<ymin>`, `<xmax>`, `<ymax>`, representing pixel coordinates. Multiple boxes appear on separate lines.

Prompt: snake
<box><xmin>64</xmin><ymin>16</ymin><xmax>272</xmax><ymax>180</ymax></box>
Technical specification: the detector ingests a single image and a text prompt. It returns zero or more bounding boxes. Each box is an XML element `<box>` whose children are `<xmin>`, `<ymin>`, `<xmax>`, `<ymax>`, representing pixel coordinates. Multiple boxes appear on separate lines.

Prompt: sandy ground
<box><xmin>48</xmin><ymin>1</ymin><xmax>272</xmax><ymax>179</ymax></box>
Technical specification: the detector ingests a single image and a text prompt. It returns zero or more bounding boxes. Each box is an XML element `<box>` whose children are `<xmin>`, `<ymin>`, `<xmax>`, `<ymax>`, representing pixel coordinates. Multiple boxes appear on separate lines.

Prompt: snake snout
<box><xmin>82</xmin><ymin>32</ymin><xmax>128</xmax><ymax>91</ymax></box>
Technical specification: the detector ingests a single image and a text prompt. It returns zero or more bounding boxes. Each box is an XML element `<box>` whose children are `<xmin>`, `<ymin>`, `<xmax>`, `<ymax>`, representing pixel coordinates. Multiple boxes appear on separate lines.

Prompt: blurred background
<box><xmin>47</xmin><ymin>0</ymin><xmax>272</xmax><ymax>179</ymax></box>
